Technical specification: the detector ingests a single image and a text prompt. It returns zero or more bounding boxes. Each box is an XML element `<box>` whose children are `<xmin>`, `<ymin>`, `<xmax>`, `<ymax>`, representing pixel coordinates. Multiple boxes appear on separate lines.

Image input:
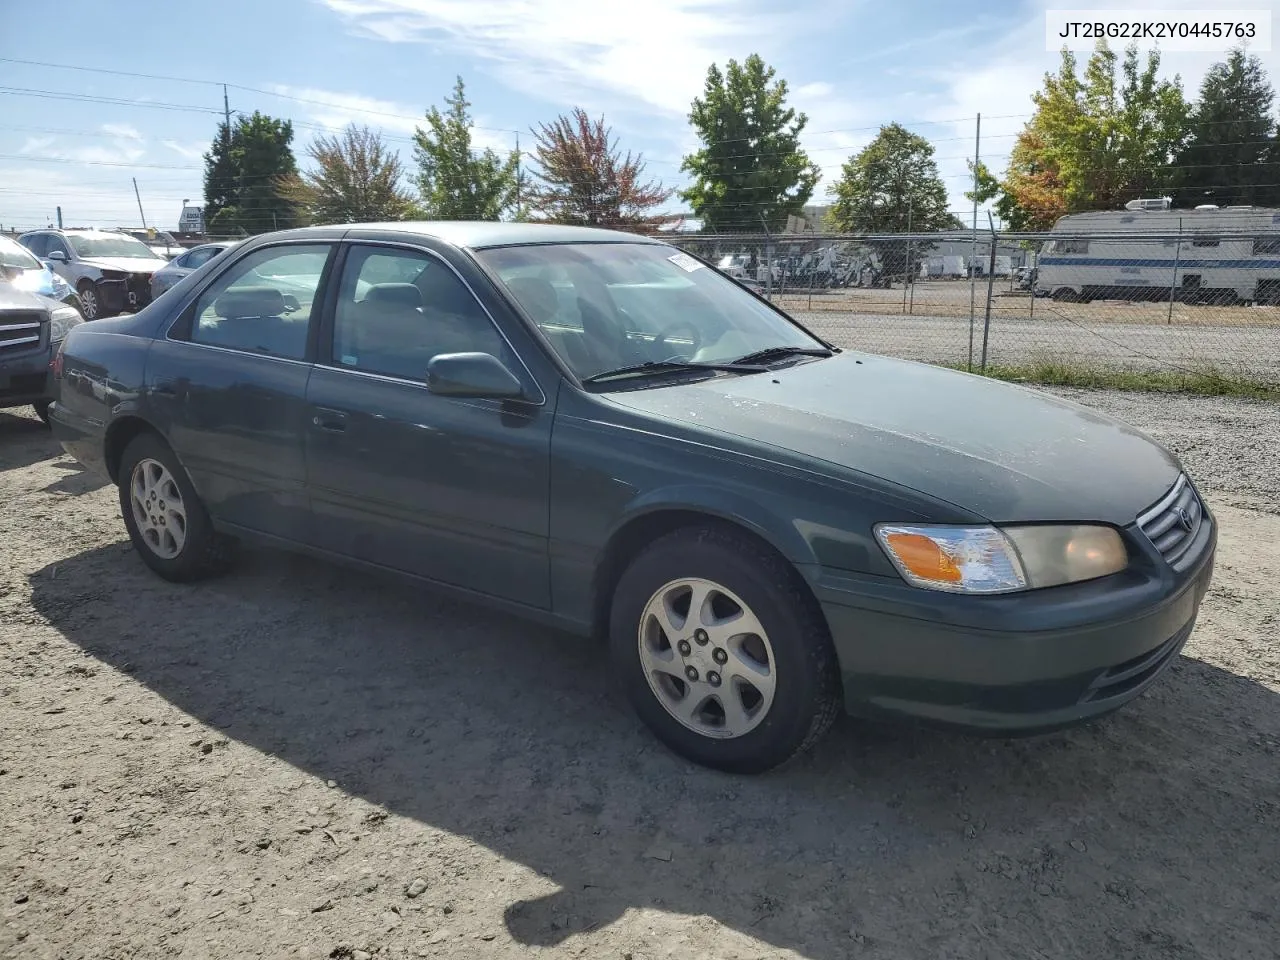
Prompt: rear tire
<box><xmin>117</xmin><ymin>432</ymin><xmax>235</xmax><ymax>582</ymax></box>
<box><xmin>609</xmin><ymin>524</ymin><xmax>841</xmax><ymax>774</ymax></box>
<box><xmin>32</xmin><ymin>400</ymin><xmax>51</xmax><ymax>426</ymax></box>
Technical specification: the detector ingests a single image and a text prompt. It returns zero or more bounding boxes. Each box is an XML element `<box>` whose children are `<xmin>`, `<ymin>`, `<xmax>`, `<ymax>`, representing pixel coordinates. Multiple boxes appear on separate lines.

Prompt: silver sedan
<box><xmin>150</xmin><ymin>241</ymin><xmax>240</xmax><ymax>298</ymax></box>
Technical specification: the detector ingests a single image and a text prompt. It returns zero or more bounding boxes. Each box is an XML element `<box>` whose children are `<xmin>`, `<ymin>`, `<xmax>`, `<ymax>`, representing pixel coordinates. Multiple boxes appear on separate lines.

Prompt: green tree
<box><xmin>828</xmin><ymin>124</ymin><xmax>957</xmax><ymax>232</ymax></box>
<box><xmin>413</xmin><ymin>77</ymin><xmax>519</xmax><ymax>220</ymax></box>
<box><xmin>202</xmin><ymin>121</ymin><xmax>238</xmax><ymax>229</ymax></box>
<box><xmin>202</xmin><ymin>112</ymin><xmax>301</xmax><ymax>235</ymax></box>
<box><xmin>1173</xmin><ymin>49</ymin><xmax>1279</xmax><ymax>208</ymax></box>
<box><xmin>681</xmin><ymin>54</ymin><xmax>820</xmax><ymax>233</ymax></box>
<box><xmin>528</xmin><ymin>108</ymin><xmax>672</xmax><ymax>229</ymax></box>
<box><xmin>279</xmin><ymin>124</ymin><xmax>417</xmax><ymax>225</ymax></box>
<box><xmin>983</xmin><ymin>43</ymin><xmax>1189</xmax><ymax>229</ymax></box>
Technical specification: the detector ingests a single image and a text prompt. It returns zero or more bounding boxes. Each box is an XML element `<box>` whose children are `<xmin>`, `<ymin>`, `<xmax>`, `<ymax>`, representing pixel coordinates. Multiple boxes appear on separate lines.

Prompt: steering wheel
<box><xmin>652</xmin><ymin>321</ymin><xmax>703</xmax><ymax>359</ymax></box>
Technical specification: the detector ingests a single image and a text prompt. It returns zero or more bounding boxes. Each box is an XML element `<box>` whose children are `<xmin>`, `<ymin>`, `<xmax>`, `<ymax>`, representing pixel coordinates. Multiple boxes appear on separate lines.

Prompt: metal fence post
<box><xmin>1167</xmin><ymin>217</ymin><xmax>1182</xmax><ymax>325</ymax></box>
<box><xmin>968</xmin><ymin>112</ymin><xmax>981</xmax><ymax>372</ymax></box>
<box><xmin>980</xmin><ymin>213</ymin><xmax>997</xmax><ymax>372</ymax></box>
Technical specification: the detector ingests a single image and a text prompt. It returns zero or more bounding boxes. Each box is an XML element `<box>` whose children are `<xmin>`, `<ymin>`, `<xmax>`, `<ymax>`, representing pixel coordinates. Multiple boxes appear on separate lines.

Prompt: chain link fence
<box><xmin>660</xmin><ymin>230</ymin><xmax>1280</xmax><ymax>389</ymax></box>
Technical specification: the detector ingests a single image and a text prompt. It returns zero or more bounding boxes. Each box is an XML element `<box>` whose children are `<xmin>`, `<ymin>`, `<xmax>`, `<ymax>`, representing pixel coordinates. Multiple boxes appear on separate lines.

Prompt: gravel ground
<box><xmin>1</xmin><ymin>388</ymin><xmax>1278</xmax><ymax>960</ymax></box>
<box><xmin>791</xmin><ymin>310</ymin><xmax>1280</xmax><ymax>385</ymax></box>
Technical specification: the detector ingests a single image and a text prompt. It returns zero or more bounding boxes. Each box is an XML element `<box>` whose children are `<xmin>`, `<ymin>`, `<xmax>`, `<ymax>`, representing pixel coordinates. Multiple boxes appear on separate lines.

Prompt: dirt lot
<box><xmin>2</xmin><ymin>390</ymin><xmax>1278</xmax><ymax>960</ymax></box>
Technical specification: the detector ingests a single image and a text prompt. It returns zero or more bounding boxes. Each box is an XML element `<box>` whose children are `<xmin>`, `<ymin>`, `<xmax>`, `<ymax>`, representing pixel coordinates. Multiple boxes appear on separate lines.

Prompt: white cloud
<box><xmin>101</xmin><ymin>123</ymin><xmax>143</xmax><ymax>141</ymax></box>
<box><xmin>270</xmin><ymin>84</ymin><xmax>424</xmax><ymax>135</ymax></box>
<box><xmin>318</xmin><ymin>0</ymin><xmax>785</xmax><ymax>117</ymax></box>
<box><xmin>162</xmin><ymin>140</ymin><xmax>208</xmax><ymax>160</ymax></box>
<box><xmin>19</xmin><ymin>136</ymin><xmax>56</xmax><ymax>155</ymax></box>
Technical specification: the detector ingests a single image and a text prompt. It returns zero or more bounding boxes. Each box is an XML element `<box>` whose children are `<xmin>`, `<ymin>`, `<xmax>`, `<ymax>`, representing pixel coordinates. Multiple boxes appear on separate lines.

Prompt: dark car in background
<box><xmin>46</xmin><ymin>222</ymin><xmax>1216</xmax><ymax>773</ymax></box>
<box><xmin>18</xmin><ymin>228</ymin><xmax>170</xmax><ymax>321</ymax></box>
<box><xmin>150</xmin><ymin>241</ymin><xmax>240</xmax><ymax>298</ymax></box>
<box><xmin>0</xmin><ymin>284</ymin><xmax>83</xmax><ymax>423</ymax></box>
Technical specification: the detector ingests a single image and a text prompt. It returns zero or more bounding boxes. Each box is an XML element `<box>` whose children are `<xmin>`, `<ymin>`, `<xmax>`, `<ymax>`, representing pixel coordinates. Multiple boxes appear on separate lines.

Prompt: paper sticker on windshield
<box><xmin>667</xmin><ymin>252</ymin><xmax>703</xmax><ymax>273</ymax></box>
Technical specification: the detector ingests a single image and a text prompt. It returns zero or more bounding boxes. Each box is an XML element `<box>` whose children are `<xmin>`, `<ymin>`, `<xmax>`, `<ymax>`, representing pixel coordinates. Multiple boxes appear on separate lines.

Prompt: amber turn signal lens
<box><xmin>881</xmin><ymin>532</ymin><xmax>963</xmax><ymax>583</ymax></box>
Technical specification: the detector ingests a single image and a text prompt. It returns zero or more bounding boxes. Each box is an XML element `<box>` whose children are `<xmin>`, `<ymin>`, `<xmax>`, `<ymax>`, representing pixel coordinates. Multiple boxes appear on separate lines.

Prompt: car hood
<box><xmin>81</xmin><ymin>256</ymin><xmax>170</xmax><ymax>273</ymax></box>
<box><xmin>5</xmin><ymin>266</ymin><xmax>63</xmax><ymax>297</ymax></box>
<box><xmin>597</xmin><ymin>352</ymin><xmax>1181</xmax><ymax>525</ymax></box>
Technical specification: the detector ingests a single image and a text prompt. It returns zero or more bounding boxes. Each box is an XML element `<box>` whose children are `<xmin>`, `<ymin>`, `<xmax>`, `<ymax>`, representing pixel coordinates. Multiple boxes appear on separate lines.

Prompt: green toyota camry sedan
<box><xmin>47</xmin><ymin>222</ymin><xmax>1216</xmax><ymax>773</ymax></box>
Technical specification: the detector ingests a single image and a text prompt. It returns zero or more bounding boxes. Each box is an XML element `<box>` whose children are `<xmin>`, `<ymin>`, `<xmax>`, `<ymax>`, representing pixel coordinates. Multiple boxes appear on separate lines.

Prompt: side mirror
<box><xmin>426</xmin><ymin>352</ymin><xmax>526</xmax><ymax>400</ymax></box>
<box><xmin>46</xmin><ymin>250</ymin><xmax>68</xmax><ymax>263</ymax></box>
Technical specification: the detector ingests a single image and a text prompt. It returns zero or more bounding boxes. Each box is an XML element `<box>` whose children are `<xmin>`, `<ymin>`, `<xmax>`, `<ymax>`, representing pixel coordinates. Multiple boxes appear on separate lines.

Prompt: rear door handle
<box><xmin>312</xmin><ymin>408</ymin><xmax>348</xmax><ymax>433</ymax></box>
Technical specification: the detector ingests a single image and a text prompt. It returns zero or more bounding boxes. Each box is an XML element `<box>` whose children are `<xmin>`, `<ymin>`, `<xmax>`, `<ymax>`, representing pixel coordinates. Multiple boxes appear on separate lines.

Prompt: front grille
<box><xmin>0</xmin><ymin>311</ymin><xmax>45</xmax><ymax>354</ymax></box>
<box><xmin>1136</xmin><ymin>474</ymin><xmax>1204</xmax><ymax>570</ymax></box>
<box><xmin>1080</xmin><ymin>620</ymin><xmax>1193</xmax><ymax>704</ymax></box>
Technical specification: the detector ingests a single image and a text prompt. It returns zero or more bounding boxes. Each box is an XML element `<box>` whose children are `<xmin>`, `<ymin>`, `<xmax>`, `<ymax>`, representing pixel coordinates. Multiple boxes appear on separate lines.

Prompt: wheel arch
<box><xmin>589</xmin><ymin>490</ymin><xmax>820</xmax><ymax>641</ymax></box>
<box><xmin>103</xmin><ymin>415</ymin><xmax>169</xmax><ymax>484</ymax></box>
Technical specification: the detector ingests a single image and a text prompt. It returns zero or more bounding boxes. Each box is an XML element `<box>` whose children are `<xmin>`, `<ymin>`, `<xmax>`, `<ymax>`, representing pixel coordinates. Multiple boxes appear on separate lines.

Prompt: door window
<box><xmin>332</xmin><ymin>245</ymin><xmax>506</xmax><ymax>382</ymax></box>
<box><xmin>46</xmin><ymin>236</ymin><xmax>72</xmax><ymax>259</ymax></box>
<box><xmin>184</xmin><ymin>246</ymin><xmax>219</xmax><ymax>269</ymax></box>
<box><xmin>21</xmin><ymin>234</ymin><xmax>49</xmax><ymax>258</ymax></box>
<box><xmin>186</xmin><ymin>244</ymin><xmax>331</xmax><ymax>359</ymax></box>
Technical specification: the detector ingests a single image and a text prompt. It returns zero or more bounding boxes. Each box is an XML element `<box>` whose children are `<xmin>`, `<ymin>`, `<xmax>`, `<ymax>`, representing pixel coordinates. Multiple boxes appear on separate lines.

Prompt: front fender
<box><xmin>609</xmin><ymin>482</ymin><xmax>819</xmax><ymax>566</ymax></box>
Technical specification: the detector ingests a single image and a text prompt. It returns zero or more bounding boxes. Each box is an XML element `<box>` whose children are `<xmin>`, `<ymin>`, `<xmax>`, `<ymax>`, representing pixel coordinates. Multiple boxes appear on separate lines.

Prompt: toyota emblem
<box><xmin>1176</xmin><ymin>506</ymin><xmax>1194</xmax><ymax>532</ymax></box>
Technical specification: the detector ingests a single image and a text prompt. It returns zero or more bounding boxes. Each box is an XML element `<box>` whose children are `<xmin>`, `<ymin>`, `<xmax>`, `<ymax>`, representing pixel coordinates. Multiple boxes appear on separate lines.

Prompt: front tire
<box><xmin>609</xmin><ymin>525</ymin><xmax>841</xmax><ymax>774</ymax></box>
<box><xmin>32</xmin><ymin>400</ymin><xmax>51</xmax><ymax>426</ymax></box>
<box><xmin>117</xmin><ymin>432</ymin><xmax>234</xmax><ymax>582</ymax></box>
<box><xmin>77</xmin><ymin>280</ymin><xmax>104</xmax><ymax>321</ymax></box>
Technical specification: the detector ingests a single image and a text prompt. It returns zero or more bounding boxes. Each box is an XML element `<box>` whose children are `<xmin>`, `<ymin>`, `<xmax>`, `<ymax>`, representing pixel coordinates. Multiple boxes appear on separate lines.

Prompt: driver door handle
<box><xmin>312</xmin><ymin>408</ymin><xmax>348</xmax><ymax>433</ymax></box>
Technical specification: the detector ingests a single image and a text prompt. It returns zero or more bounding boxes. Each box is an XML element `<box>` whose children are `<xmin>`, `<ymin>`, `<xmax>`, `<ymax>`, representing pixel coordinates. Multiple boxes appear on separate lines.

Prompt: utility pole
<box><xmin>56</xmin><ymin>206</ymin><xmax>63</xmax><ymax>229</ymax></box>
<box><xmin>133</xmin><ymin>178</ymin><xmax>147</xmax><ymax>229</ymax></box>
<box><xmin>515</xmin><ymin>131</ymin><xmax>522</xmax><ymax>220</ymax></box>
<box><xmin>223</xmin><ymin>84</ymin><xmax>232</xmax><ymax>138</ymax></box>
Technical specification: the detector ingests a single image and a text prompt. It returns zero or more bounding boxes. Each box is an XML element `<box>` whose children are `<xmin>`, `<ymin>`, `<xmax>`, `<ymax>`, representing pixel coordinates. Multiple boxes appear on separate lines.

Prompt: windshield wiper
<box><xmin>582</xmin><ymin>358</ymin><xmax>769</xmax><ymax>385</ymax></box>
<box><xmin>730</xmin><ymin>345</ymin><xmax>835</xmax><ymax>366</ymax></box>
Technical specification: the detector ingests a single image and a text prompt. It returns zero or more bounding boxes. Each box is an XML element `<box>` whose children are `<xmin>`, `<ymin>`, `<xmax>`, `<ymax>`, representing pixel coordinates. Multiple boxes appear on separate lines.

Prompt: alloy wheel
<box><xmin>79</xmin><ymin>286</ymin><xmax>99</xmax><ymax>320</ymax></box>
<box><xmin>637</xmin><ymin>577</ymin><xmax>777</xmax><ymax>739</ymax></box>
<box><xmin>129</xmin><ymin>458</ymin><xmax>187</xmax><ymax>559</ymax></box>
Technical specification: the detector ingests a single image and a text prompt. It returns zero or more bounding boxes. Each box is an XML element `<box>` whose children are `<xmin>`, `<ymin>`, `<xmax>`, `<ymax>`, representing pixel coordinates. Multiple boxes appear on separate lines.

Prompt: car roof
<box><xmin>22</xmin><ymin>228</ymin><xmax>130</xmax><ymax>238</ymax></box>
<box><xmin>337</xmin><ymin>221</ymin><xmax>670</xmax><ymax>250</ymax></box>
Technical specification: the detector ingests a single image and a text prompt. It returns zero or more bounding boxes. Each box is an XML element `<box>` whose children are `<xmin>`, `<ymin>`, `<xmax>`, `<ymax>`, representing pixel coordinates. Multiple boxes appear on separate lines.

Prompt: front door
<box><xmin>304</xmin><ymin>242</ymin><xmax>553</xmax><ymax>608</ymax></box>
<box><xmin>145</xmin><ymin>242</ymin><xmax>335</xmax><ymax>542</ymax></box>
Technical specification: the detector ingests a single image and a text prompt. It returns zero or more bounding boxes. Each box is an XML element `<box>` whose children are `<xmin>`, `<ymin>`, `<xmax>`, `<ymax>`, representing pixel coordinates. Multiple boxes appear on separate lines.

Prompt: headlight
<box><xmin>49</xmin><ymin>304</ymin><xmax>84</xmax><ymax>342</ymax></box>
<box><xmin>49</xmin><ymin>273</ymin><xmax>72</xmax><ymax>299</ymax></box>
<box><xmin>875</xmin><ymin>523</ymin><xmax>1127</xmax><ymax>594</ymax></box>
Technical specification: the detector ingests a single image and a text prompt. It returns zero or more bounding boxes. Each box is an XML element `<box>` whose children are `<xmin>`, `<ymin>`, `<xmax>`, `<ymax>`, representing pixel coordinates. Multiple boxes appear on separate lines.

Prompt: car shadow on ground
<box><xmin>0</xmin><ymin>410</ymin><xmax>61</xmax><ymax>473</ymax></box>
<box><xmin>29</xmin><ymin>543</ymin><xmax>1280</xmax><ymax>959</ymax></box>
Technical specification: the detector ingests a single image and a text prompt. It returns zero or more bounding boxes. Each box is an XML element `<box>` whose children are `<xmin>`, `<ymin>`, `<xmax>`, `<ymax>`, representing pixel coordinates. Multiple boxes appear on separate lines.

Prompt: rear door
<box><xmin>145</xmin><ymin>241</ymin><xmax>336</xmax><ymax>542</ymax></box>
<box><xmin>303</xmin><ymin>241</ymin><xmax>553</xmax><ymax>607</ymax></box>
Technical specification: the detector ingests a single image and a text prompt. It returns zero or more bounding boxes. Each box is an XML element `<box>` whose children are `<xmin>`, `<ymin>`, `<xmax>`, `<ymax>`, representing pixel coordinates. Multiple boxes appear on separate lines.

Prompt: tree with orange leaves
<box><xmin>527</xmin><ymin>108</ymin><xmax>672</xmax><ymax>230</ymax></box>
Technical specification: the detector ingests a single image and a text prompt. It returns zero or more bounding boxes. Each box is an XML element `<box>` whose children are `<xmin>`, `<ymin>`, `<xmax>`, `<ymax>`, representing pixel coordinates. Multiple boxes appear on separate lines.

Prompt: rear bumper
<box><xmin>50</xmin><ymin>400</ymin><xmax>111</xmax><ymax>480</ymax></box>
<box><xmin>810</xmin><ymin>514</ymin><xmax>1216</xmax><ymax>735</ymax></box>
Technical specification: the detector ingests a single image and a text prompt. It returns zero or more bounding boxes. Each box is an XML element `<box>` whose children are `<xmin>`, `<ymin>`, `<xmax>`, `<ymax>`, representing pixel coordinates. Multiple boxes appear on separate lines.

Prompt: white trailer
<box><xmin>921</xmin><ymin>255</ymin><xmax>967</xmax><ymax>278</ymax></box>
<box><xmin>1036</xmin><ymin>200</ymin><xmax>1280</xmax><ymax>304</ymax></box>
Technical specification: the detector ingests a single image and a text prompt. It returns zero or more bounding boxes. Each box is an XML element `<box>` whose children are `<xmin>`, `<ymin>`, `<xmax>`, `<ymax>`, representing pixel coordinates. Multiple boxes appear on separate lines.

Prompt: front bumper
<box><xmin>810</xmin><ymin>511</ymin><xmax>1217</xmax><ymax>735</ymax></box>
<box><xmin>97</xmin><ymin>273</ymin><xmax>154</xmax><ymax>314</ymax></box>
<box><xmin>0</xmin><ymin>341</ymin><xmax>54</xmax><ymax>408</ymax></box>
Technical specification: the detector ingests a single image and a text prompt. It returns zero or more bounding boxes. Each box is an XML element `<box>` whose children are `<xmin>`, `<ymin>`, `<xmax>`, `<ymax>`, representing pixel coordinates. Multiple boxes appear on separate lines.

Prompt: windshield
<box><xmin>0</xmin><ymin>235</ymin><xmax>42</xmax><ymax>270</ymax></box>
<box><xmin>477</xmin><ymin>242</ymin><xmax>822</xmax><ymax>383</ymax></box>
<box><xmin>66</xmin><ymin>234</ymin><xmax>158</xmax><ymax>259</ymax></box>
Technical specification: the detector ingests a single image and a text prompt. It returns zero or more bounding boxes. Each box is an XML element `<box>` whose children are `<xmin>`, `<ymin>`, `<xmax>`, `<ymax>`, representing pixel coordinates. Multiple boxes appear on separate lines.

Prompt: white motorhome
<box><xmin>1036</xmin><ymin>199</ymin><xmax>1280</xmax><ymax>304</ymax></box>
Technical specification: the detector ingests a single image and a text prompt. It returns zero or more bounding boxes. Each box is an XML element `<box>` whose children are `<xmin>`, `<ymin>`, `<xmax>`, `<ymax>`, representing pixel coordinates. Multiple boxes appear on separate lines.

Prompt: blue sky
<box><xmin>1</xmin><ymin>0</ymin><xmax>1276</xmax><ymax>232</ymax></box>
